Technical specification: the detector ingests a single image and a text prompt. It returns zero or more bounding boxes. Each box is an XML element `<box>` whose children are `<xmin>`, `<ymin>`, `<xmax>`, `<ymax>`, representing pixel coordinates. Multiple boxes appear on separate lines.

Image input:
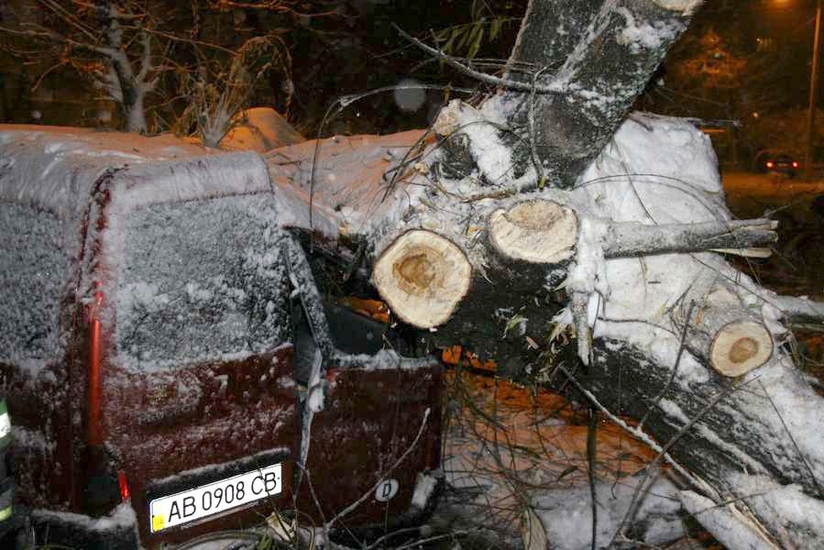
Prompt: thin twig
<box><xmin>757</xmin><ymin>380</ymin><xmax>824</xmax><ymax>498</ymax></box>
<box><xmin>323</xmin><ymin>408</ymin><xmax>431</xmax><ymax>532</ymax></box>
<box><xmin>393</xmin><ymin>24</ymin><xmax>564</xmax><ymax>94</ymax></box>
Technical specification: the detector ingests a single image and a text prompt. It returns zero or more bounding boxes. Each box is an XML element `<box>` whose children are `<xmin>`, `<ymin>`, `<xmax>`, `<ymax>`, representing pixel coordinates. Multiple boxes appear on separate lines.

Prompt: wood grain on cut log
<box><xmin>710</xmin><ymin>321</ymin><xmax>773</xmax><ymax>377</ymax></box>
<box><xmin>488</xmin><ymin>199</ymin><xmax>578</xmax><ymax>264</ymax></box>
<box><xmin>486</xmin><ymin>199</ymin><xmax>778</xmax><ymax>267</ymax></box>
<box><xmin>372</xmin><ymin>230</ymin><xmax>472</xmax><ymax>329</ymax></box>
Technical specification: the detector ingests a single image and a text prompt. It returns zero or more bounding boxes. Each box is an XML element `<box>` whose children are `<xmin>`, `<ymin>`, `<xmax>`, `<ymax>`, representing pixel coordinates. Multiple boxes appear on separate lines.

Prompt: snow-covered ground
<box><xmin>431</xmin><ymin>372</ymin><xmax>689</xmax><ymax>550</ymax></box>
<box><xmin>722</xmin><ymin>170</ymin><xmax>824</xmax><ymax>214</ymax></box>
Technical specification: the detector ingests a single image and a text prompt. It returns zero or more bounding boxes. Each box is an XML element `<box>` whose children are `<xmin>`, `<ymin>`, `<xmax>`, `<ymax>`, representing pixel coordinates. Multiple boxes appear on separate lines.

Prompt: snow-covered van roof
<box><xmin>0</xmin><ymin>125</ymin><xmax>272</xmax><ymax>220</ymax></box>
<box><xmin>264</xmin><ymin>130</ymin><xmax>430</xmax><ymax>239</ymax></box>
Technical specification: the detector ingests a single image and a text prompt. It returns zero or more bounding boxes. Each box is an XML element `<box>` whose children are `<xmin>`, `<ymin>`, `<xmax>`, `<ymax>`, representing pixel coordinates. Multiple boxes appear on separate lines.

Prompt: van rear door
<box><xmin>99</xmin><ymin>194</ymin><xmax>298</xmax><ymax>545</ymax></box>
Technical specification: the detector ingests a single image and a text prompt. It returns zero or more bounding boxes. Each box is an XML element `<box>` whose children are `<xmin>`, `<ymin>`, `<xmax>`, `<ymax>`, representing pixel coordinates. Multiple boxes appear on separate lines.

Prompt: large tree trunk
<box><xmin>455</xmin><ymin>0</ymin><xmax>704</xmax><ymax>187</ymax></box>
<box><xmin>263</xmin><ymin>1</ymin><xmax>824</xmax><ymax>547</ymax></box>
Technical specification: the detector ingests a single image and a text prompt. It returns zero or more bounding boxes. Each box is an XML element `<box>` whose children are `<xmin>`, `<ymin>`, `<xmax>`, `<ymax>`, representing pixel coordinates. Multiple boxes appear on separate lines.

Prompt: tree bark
<box><xmin>585</xmin><ymin>337</ymin><xmax>824</xmax><ymax>549</ymax></box>
<box><xmin>486</xmin><ymin>0</ymin><xmax>704</xmax><ymax>186</ymax></box>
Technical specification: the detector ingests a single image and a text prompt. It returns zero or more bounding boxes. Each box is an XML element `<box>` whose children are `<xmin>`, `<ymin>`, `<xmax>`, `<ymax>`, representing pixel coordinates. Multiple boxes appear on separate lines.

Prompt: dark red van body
<box><xmin>0</xmin><ymin>126</ymin><xmax>441</xmax><ymax>548</ymax></box>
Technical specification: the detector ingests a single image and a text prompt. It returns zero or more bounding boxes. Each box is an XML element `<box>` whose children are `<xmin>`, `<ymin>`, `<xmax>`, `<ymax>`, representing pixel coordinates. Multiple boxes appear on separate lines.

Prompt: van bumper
<box><xmin>30</xmin><ymin>504</ymin><xmax>140</xmax><ymax>550</ymax></box>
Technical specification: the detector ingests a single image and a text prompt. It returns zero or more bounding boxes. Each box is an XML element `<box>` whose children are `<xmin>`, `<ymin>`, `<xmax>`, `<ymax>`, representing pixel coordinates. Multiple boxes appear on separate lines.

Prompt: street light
<box><xmin>805</xmin><ymin>0</ymin><xmax>823</xmax><ymax>179</ymax></box>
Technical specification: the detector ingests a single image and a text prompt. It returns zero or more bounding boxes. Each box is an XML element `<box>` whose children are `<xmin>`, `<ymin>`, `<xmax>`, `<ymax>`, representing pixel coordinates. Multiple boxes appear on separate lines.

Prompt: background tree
<box><xmin>639</xmin><ymin>0</ymin><xmax>821</xmax><ymax>164</ymax></box>
<box><xmin>0</xmin><ymin>0</ymin><xmax>337</xmax><ymax>136</ymax></box>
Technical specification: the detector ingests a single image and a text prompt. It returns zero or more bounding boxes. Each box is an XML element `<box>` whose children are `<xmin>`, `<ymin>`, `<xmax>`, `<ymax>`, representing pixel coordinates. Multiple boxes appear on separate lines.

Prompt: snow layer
<box><xmin>411</xmin><ymin>471</ymin><xmax>439</xmax><ymax>510</ymax></box>
<box><xmin>0</xmin><ymin>125</ymin><xmax>294</xmax><ymax>375</ymax></box>
<box><xmin>0</xmin><ymin>126</ymin><xmax>210</xmax><ymax>373</ymax></box>
<box><xmin>570</xmin><ymin>114</ymin><xmax>727</xmax><ymax>353</ymax></box>
<box><xmin>729</xmin><ymin>473</ymin><xmax>824</xmax><ymax>548</ymax></box>
<box><xmin>264</xmin><ymin>130</ymin><xmax>431</xmax><ymax>239</ymax></box>
<box><xmin>0</xmin><ymin>205</ymin><xmax>67</xmax><ymax>367</ymax></box>
<box><xmin>533</xmin><ymin>476</ymin><xmax>685</xmax><ymax>550</ymax></box>
<box><xmin>566</xmin><ymin>113</ymin><xmax>824</xmax><ymax>546</ymax></box>
<box><xmin>33</xmin><ymin>502</ymin><xmax>138</xmax><ymax>532</ymax></box>
<box><xmin>113</xmin><ymin>194</ymin><xmax>290</xmax><ymax>371</ymax></box>
<box><xmin>0</xmin><ymin>125</ymin><xmax>211</xmax><ymax>217</ymax></box>
<box><xmin>680</xmin><ymin>491</ymin><xmax>774</xmax><ymax>550</ymax></box>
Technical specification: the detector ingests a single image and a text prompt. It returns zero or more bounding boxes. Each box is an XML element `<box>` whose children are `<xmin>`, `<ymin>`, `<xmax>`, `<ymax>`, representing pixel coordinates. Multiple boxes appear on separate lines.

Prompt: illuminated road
<box><xmin>722</xmin><ymin>171</ymin><xmax>824</xmax><ymax>218</ymax></box>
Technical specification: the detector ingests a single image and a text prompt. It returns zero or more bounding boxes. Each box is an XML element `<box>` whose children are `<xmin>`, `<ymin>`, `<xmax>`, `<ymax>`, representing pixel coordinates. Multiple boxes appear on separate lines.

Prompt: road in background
<box><xmin>722</xmin><ymin>171</ymin><xmax>824</xmax><ymax>218</ymax></box>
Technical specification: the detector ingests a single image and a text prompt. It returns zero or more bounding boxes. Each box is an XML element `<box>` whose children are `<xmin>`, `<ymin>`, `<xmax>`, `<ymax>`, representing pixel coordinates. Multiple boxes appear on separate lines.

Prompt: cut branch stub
<box><xmin>679</xmin><ymin>284</ymin><xmax>775</xmax><ymax>378</ymax></box>
<box><xmin>372</xmin><ymin>230</ymin><xmax>471</xmax><ymax>329</ymax></box>
<box><xmin>488</xmin><ymin>199</ymin><xmax>578</xmax><ymax>264</ymax></box>
<box><xmin>710</xmin><ymin>321</ymin><xmax>773</xmax><ymax>377</ymax></box>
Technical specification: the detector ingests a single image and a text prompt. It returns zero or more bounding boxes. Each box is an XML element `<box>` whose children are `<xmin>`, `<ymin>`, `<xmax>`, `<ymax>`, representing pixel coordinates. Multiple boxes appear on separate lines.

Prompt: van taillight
<box><xmin>118</xmin><ymin>470</ymin><xmax>130</xmax><ymax>503</ymax></box>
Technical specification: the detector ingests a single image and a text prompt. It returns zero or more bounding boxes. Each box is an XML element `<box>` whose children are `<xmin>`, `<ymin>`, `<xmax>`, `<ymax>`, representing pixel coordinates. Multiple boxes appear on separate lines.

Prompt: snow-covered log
<box><xmin>564</xmin><ymin>117</ymin><xmax>824</xmax><ymax>548</ymax></box>
<box><xmin>488</xmin><ymin>199</ymin><xmax>777</xmax><ymax>265</ymax></box>
<box><xmin>670</xmin><ymin>280</ymin><xmax>774</xmax><ymax>377</ymax></box>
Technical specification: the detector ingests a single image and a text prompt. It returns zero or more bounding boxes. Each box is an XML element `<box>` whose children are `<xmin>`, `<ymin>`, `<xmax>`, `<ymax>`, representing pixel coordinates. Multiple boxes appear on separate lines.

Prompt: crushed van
<box><xmin>0</xmin><ymin>126</ymin><xmax>441</xmax><ymax>548</ymax></box>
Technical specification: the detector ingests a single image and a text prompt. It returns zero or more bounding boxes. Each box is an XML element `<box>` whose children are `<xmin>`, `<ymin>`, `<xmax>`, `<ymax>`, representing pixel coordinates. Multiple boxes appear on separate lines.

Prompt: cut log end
<box><xmin>710</xmin><ymin>321</ymin><xmax>773</xmax><ymax>377</ymax></box>
<box><xmin>488</xmin><ymin>200</ymin><xmax>578</xmax><ymax>264</ymax></box>
<box><xmin>372</xmin><ymin>230</ymin><xmax>471</xmax><ymax>329</ymax></box>
<box><xmin>652</xmin><ymin>0</ymin><xmax>704</xmax><ymax>14</ymax></box>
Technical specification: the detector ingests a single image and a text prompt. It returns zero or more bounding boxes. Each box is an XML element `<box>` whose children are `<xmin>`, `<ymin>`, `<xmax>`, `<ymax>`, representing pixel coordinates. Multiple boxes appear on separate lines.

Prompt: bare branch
<box><xmin>394</xmin><ymin>24</ymin><xmax>564</xmax><ymax>94</ymax></box>
<box><xmin>323</xmin><ymin>408</ymin><xmax>431</xmax><ymax>533</ymax></box>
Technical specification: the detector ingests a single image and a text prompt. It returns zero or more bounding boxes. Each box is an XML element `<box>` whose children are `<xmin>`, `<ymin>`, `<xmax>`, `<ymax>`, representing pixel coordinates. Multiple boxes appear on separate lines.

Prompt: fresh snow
<box><xmin>680</xmin><ymin>491</ymin><xmax>774</xmax><ymax>550</ymax></box>
<box><xmin>533</xmin><ymin>476</ymin><xmax>685</xmax><ymax>550</ymax></box>
<box><xmin>615</xmin><ymin>7</ymin><xmax>682</xmax><ymax>53</ymax></box>
<box><xmin>0</xmin><ymin>125</ymin><xmax>296</xmax><ymax>375</ymax></box>
<box><xmin>411</xmin><ymin>471</ymin><xmax>439</xmax><ymax>510</ymax></box>
<box><xmin>264</xmin><ymin>130</ymin><xmax>431</xmax><ymax>240</ymax></box>
<box><xmin>32</xmin><ymin>502</ymin><xmax>138</xmax><ymax>533</ymax></box>
<box><xmin>112</xmin><ymin>193</ymin><xmax>290</xmax><ymax>372</ymax></box>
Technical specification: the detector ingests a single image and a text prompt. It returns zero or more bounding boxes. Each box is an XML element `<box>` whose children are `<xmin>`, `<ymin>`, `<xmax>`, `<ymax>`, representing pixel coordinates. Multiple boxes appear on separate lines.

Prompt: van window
<box><xmin>116</xmin><ymin>195</ymin><xmax>289</xmax><ymax>372</ymax></box>
<box><xmin>0</xmin><ymin>204</ymin><xmax>67</xmax><ymax>369</ymax></box>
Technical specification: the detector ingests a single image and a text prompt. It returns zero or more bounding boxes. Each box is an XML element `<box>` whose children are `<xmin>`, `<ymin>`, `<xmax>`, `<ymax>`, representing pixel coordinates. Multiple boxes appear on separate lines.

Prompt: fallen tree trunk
<box><xmin>265</xmin><ymin>118</ymin><xmax>824</xmax><ymax>547</ymax></box>
<box><xmin>261</xmin><ymin>1</ymin><xmax>824</xmax><ymax>546</ymax></box>
<box><xmin>586</xmin><ymin>337</ymin><xmax>824</xmax><ymax>549</ymax></box>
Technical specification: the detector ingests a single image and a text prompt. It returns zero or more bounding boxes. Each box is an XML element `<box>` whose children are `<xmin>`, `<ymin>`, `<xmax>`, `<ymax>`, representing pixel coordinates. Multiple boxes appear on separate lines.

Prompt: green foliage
<box><xmin>433</xmin><ymin>16</ymin><xmax>515</xmax><ymax>62</ymax></box>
